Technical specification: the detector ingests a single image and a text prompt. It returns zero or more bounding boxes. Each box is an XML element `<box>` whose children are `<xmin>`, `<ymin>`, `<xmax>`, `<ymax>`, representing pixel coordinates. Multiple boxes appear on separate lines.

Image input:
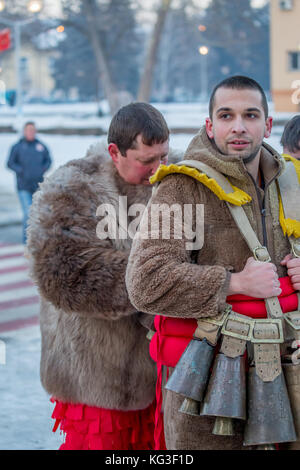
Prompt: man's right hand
<box><xmin>228</xmin><ymin>257</ymin><xmax>282</xmax><ymax>298</ymax></box>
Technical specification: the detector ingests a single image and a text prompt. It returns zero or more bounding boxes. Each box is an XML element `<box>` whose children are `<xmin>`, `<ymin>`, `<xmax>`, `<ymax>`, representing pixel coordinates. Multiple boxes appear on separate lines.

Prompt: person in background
<box><xmin>7</xmin><ymin>121</ymin><xmax>52</xmax><ymax>244</ymax></box>
<box><xmin>281</xmin><ymin>115</ymin><xmax>300</xmax><ymax>160</ymax></box>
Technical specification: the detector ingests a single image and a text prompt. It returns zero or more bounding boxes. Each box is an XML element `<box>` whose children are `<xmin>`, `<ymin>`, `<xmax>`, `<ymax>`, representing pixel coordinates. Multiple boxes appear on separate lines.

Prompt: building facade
<box><xmin>270</xmin><ymin>0</ymin><xmax>300</xmax><ymax>112</ymax></box>
<box><xmin>0</xmin><ymin>41</ymin><xmax>57</xmax><ymax>103</ymax></box>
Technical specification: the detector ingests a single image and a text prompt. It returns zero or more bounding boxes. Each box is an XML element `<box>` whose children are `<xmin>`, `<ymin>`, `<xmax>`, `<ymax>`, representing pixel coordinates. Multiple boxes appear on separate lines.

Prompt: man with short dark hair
<box><xmin>281</xmin><ymin>115</ymin><xmax>300</xmax><ymax>160</ymax></box>
<box><xmin>26</xmin><ymin>102</ymin><xmax>172</xmax><ymax>450</ymax></box>
<box><xmin>126</xmin><ymin>77</ymin><xmax>300</xmax><ymax>450</ymax></box>
<box><xmin>7</xmin><ymin>121</ymin><xmax>51</xmax><ymax>243</ymax></box>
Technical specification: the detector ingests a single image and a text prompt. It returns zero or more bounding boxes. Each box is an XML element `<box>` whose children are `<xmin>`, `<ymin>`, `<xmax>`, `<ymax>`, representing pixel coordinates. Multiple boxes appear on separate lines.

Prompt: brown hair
<box><xmin>24</xmin><ymin>121</ymin><xmax>36</xmax><ymax>128</ymax></box>
<box><xmin>280</xmin><ymin>115</ymin><xmax>300</xmax><ymax>153</ymax></box>
<box><xmin>209</xmin><ymin>75</ymin><xmax>269</xmax><ymax>119</ymax></box>
<box><xmin>108</xmin><ymin>102</ymin><xmax>169</xmax><ymax>156</ymax></box>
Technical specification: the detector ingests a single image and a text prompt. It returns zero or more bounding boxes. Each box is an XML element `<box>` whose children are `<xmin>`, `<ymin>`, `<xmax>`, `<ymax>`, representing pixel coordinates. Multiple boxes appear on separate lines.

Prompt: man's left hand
<box><xmin>281</xmin><ymin>254</ymin><xmax>300</xmax><ymax>291</ymax></box>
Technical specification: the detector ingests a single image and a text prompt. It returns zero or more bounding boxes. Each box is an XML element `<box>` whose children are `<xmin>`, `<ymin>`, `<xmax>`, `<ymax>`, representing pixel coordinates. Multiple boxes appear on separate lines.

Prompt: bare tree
<box><xmin>84</xmin><ymin>0</ymin><xmax>120</xmax><ymax>114</ymax></box>
<box><xmin>1</xmin><ymin>0</ymin><xmax>174</xmax><ymax>113</ymax></box>
<box><xmin>137</xmin><ymin>0</ymin><xmax>173</xmax><ymax>102</ymax></box>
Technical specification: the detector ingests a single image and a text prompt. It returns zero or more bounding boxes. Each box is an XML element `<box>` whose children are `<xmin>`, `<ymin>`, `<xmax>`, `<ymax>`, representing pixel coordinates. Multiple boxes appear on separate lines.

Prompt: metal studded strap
<box><xmin>252</xmin><ymin>319</ymin><xmax>284</xmax><ymax>381</ymax></box>
<box><xmin>220</xmin><ymin>311</ymin><xmax>254</xmax><ymax>358</ymax></box>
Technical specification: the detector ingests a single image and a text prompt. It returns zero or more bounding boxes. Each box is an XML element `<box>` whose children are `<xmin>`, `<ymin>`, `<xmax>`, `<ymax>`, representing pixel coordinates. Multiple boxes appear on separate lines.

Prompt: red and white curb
<box><xmin>0</xmin><ymin>244</ymin><xmax>39</xmax><ymax>332</ymax></box>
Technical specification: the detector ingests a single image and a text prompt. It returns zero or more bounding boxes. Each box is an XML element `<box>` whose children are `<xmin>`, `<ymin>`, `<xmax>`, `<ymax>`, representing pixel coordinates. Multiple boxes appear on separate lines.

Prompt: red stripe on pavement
<box><xmin>0</xmin><ymin>295</ymin><xmax>39</xmax><ymax>311</ymax></box>
<box><xmin>0</xmin><ymin>279</ymin><xmax>34</xmax><ymax>292</ymax></box>
<box><xmin>0</xmin><ymin>265</ymin><xmax>28</xmax><ymax>275</ymax></box>
<box><xmin>0</xmin><ymin>315</ymin><xmax>39</xmax><ymax>333</ymax></box>
<box><xmin>0</xmin><ymin>252</ymin><xmax>24</xmax><ymax>260</ymax></box>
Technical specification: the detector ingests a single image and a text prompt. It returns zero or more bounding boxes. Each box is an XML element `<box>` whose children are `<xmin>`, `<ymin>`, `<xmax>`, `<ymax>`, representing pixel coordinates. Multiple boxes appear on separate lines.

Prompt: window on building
<box><xmin>289</xmin><ymin>52</ymin><xmax>300</xmax><ymax>71</ymax></box>
<box><xmin>20</xmin><ymin>57</ymin><xmax>29</xmax><ymax>74</ymax></box>
<box><xmin>279</xmin><ymin>0</ymin><xmax>293</xmax><ymax>10</ymax></box>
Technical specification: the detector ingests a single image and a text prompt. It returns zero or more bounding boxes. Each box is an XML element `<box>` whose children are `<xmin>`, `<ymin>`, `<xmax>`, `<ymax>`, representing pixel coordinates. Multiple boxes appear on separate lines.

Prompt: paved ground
<box><xmin>0</xmin><ymin>192</ymin><xmax>22</xmax><ymax>227</ymax></box>
<box><xmin>0</xmin><ymin>241</ymin><xmax>63</xmax><ymax>450</ymax></box>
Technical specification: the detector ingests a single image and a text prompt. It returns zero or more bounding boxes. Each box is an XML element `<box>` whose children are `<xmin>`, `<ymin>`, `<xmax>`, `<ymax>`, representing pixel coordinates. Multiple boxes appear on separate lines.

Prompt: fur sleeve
<box><xmin>27</xmin><ymin>163</ymin><xmax>135</xmax><ymax>320</ymax></box>
<box><xmin>126</xmin><ymin>173</ymin><xmax>231</xmax><ymax>319</ymax></box>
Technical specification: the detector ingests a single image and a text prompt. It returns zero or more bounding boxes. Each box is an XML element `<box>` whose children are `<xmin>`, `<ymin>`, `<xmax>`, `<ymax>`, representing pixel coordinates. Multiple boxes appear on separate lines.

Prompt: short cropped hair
<box><xmin>209</xmin><ymin>75</ymin><xmax>269</xmax><ymax>119</ymax></box>
<box><xmin>24</xmin><ymin>121</ymin><xmax>35</xmax><ymax>128</ymax></box>
<box><xmin>108</xmin><ymin>102</ymin><xmax>169</xmax><ymax>156</ymax></box>
<box><xmin>280</xmin><ymin>115</ymin><xmax>300</xmax><ymax>153</ymax></box>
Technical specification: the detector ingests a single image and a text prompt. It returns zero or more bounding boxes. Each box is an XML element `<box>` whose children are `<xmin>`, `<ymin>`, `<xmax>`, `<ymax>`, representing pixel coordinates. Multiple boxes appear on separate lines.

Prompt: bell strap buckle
<box><xmin>252</xmin><ymin>246</ymin><xmax>271</xmax><ymax>263</ymax></box>
<box><xmin>251</xmin><ymin>318</ymin><xmax>284</xmax><ymax>344</ymax></box>
<box><xmin>221</xmin><ymin>312</ymin><xmax>254</xmax><ymax>342</ymax></box>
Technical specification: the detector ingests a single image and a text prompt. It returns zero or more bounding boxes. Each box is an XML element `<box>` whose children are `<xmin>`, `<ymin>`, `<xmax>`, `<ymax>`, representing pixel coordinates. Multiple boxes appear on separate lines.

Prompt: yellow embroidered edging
<box><xmin>278</xmin><ymin>194</ymin><xmax>300</xmax><ymax>238</ymax></box>
<box><xmin>150</xmin><ymin>164</ymin><xmax>252</xmax><ymax>206</ymax></box>
<box><xmin>282</xmin><ymin>154</ymin><xmax>300</xmax><ymax>184</ymax></box>
<box><xmin>279</xmin><ymin>155</ymin><xmax>300</xmax><ymax>238</ymax></box>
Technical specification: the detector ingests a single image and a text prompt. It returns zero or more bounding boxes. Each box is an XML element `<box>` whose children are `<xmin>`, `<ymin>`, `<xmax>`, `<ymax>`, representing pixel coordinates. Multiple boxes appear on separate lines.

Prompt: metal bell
<box><xmin>213</xmin><ymin>417</ymin><xmax>234</xmax><ymax>436</ymax></box>
<box><xmin>200</xmin><ymin>353</ymin><xmax>246</xmax><ymax>421</ymax></box>
<box><xmin>165</xmin><ymin>337</ymin><xmax>215</xmax><ymax>401</ymax></box>
<box><xmin>243</xmin><ymin>367</ymin><xmax>297</xmax><ymax>447</ymax></box>
<box><xmin>179</xmin><ymin>397</ymin><xmax>200</xmax><ymax>416</ymax></box>
<box><xmin>283</xmin><ymin>363</ymin><xmax>300</xmax><ymax>449</ymax></box>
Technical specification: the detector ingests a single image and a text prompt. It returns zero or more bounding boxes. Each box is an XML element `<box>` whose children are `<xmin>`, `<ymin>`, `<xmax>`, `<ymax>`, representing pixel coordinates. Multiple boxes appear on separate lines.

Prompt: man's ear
<box><xmin>108</xmin><ymin>143</ymin><xmax>121</xmax><ymax>164</ymax></box>
<box><xmin>264</xmin><ymin>117</ymin><xmax>273</xmax><ymax>139</ymax></box>
<box><xmin>206</xmin><ymin>118</ymin><xmax>214</xmax><ymax>139</ymax></box>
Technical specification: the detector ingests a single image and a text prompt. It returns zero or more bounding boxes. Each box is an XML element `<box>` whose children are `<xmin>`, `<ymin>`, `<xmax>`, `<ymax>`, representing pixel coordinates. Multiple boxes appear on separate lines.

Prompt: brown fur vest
<box><xmin>27</xmin><ymin>140</ymin><xmax>162</xmax><ymax>410</ymax></box>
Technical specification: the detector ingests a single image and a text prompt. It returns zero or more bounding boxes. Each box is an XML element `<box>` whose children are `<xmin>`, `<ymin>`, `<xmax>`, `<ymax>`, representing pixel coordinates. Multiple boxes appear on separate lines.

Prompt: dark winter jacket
<box><xmin>7</xmin><ymin>138</ymin><xmax>52</xmax><ymax>193</ymax></box>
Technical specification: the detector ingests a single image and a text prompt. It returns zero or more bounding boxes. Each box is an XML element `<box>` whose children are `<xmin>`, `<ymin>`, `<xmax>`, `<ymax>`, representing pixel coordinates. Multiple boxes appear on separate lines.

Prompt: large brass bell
<box><xmin>200</xmin><ymin>353</ymin><xmax>246</xmax><ymax>435</ymax></box>
<box><xmin>213</xmin><ymin>417</ymin><xmax>234</xmax><ymax>436</ymax></box>
<box><xmin>243</xmin><ymin>367</ymin><xmax>297</xmax><ymax>447</ymax></box>
<box><xmin>178</xmin><ymin>397</ymin><xmax>200</xmax><ymax>416</ymax></box>
<box><xmin>164</xmin><ymin>337</ymin><xmax>215</xmax><ymax>414</ymax></box>
<box><xmin>283</xmin><ymin>363</ymin><xmax>300</xmax><ymax>449</ymax></box>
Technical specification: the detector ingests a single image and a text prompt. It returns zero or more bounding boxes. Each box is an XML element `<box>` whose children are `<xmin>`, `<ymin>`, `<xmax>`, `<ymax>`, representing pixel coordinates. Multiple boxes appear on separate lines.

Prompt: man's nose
<box><xmin>232</xmin><ymin>117</ymin><xmax>247</xmax><ymax>134</ymax></box>
<box><xmin>149</xmin><ymin>161</ymin><xmax>161</xmax><ymax>176</ymax></box>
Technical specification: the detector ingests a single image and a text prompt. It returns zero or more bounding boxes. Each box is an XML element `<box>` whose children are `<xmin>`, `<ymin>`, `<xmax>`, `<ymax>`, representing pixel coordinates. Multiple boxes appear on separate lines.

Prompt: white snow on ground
<box><xmin>0</xmin><ymin>127</ymin><xmax>286</xmax><ymax>194</ymax></box>
<box><xmin>0</xmin><ymin>325</ymin><xmax>63</xmax><ymax>450</ymax></box>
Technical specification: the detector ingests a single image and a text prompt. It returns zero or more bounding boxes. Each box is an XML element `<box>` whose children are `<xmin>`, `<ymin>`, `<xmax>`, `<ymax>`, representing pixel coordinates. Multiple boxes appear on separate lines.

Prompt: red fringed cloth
<box><xmin>150</xmin><ymin>276</ymin><xmax>299</xmax><ymax>450</ymax></box>
<box><xmin>50</xmin><ymin>398</ymin><xmax>156</xmax><ymax>450</ymax></box>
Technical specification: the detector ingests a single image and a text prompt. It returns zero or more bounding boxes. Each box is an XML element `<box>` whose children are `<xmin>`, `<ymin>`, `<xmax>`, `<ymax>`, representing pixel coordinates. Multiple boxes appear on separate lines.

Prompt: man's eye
<box><xmin>220</xmin><ymin>114</ymin><xmax>231</xmax><ymax>119</ymax></box>
<box><xmin>247</xmin><ymin>113</ymin><xmax>257</xmax><ymax>119</ymax></box>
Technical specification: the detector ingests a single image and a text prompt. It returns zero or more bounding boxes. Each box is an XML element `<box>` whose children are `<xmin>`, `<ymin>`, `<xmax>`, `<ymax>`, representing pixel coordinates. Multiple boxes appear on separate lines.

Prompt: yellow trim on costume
<box><xmin>150</xmin><ymin>164</ymin><xmax>252</xmax><ymax>206</ymax></box>
<box><xmin>150</xmin><ymin>162</ymin><xmax>300</xmax><ymax>238</ymax></box>
<box><xmin>278</xmin><ymin>193</ymin><xmax>300</xmax><ymax>238</ymax></box>
<box><xmin>282</xmin><ymin>154</ymin><xmax>300</xmax><ymax>184</ymax></box>
<box><xmin>279</xmin><ymin>154</ymin><xmax>300</xmax><ymax>238</ymax></box>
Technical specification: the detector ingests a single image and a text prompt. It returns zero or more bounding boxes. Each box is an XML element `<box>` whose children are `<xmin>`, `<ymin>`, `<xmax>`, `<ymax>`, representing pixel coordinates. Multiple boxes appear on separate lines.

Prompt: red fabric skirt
<box><xmin>50</xmin><ymin>397</ymin><xmax>155</xmax><ymax>450</ymax></box>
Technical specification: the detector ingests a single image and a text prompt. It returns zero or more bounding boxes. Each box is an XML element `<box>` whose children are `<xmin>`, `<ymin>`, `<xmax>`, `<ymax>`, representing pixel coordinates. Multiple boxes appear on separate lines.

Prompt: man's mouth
<box><xmin>228</xmin><ymin>140</ymin><xmax>250</xmax><ymax>150</ymax></box>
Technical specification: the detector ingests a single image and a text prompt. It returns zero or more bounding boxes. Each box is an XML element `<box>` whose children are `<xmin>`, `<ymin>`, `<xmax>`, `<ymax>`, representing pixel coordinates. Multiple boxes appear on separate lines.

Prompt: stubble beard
<box><xmin>212</xmin><ymin>138</ymin><xmax>261</xmax><ymax>163</ymax></box>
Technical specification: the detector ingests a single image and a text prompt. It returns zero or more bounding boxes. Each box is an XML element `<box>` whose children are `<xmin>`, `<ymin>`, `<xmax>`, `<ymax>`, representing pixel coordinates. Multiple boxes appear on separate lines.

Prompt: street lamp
<box><xmin>199</xmin><ymin>46</ymin><xmax>209</xmax><ymax>103</ymax></box>
<box><xmin>28</xmin><ymin>1</ymin><xmax>42</xmax><ymax>13</ymax></box>
<box><xmin>198</xmin><ymin>24</ymin><xmax>207</xmax><ymax>32</ymax></box>
<box><xmin>0</xmin><ymin>0</ymin><xmax>43</xmax><ymax>125</ymax></box>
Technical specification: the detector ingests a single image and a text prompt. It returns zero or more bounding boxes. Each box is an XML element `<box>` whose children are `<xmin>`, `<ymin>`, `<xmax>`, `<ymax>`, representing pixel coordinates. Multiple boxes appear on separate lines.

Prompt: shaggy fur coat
<box><xmin>126</xmin><ymin>127</ymin><xmax>291</xmax><ymax>449</ymax></box>
<box><xmin>27</xmin><ymin>140</ymin><xmax>180</xmax><ymax>411</ymax></box>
